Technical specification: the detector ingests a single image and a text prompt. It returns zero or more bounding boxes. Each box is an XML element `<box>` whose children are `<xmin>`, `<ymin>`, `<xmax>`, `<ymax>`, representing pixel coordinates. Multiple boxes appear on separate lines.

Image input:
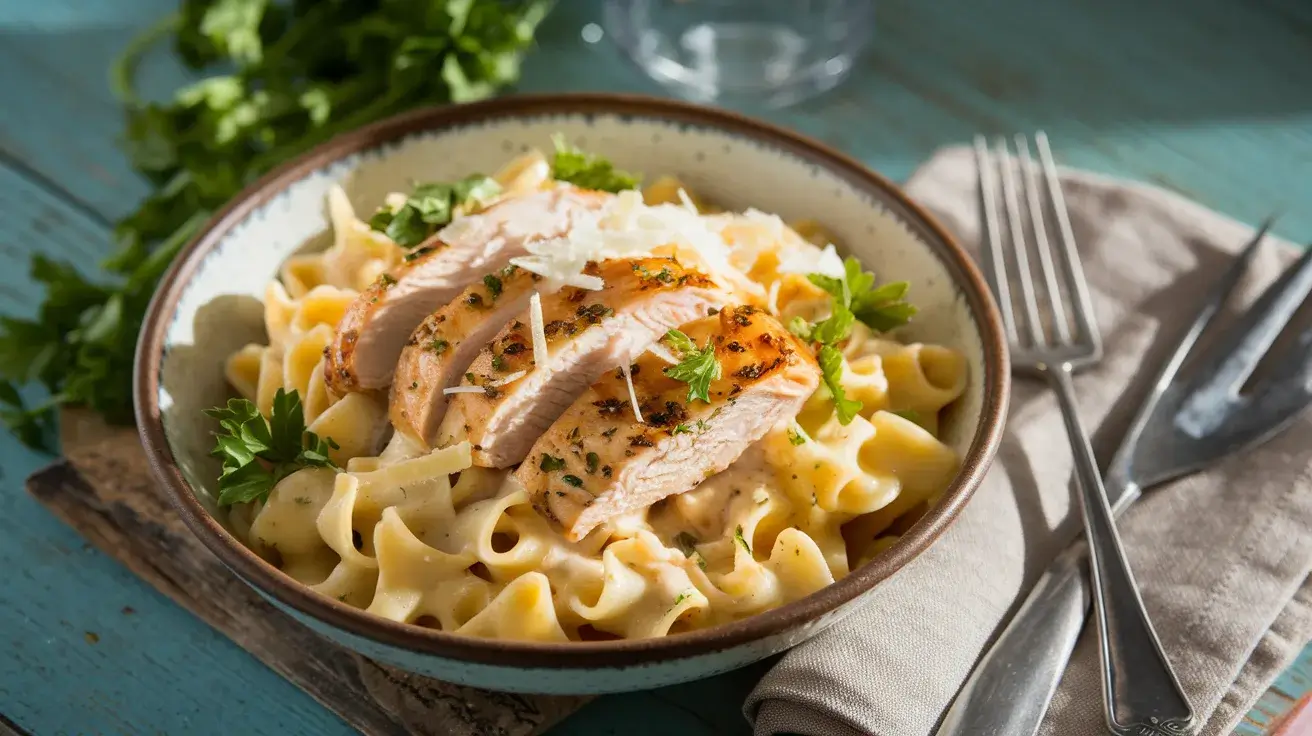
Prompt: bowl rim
<box><xmin>135</xmin><ymin>92</ymin><xmax>1010</xmax><ymax>669</ymax></box>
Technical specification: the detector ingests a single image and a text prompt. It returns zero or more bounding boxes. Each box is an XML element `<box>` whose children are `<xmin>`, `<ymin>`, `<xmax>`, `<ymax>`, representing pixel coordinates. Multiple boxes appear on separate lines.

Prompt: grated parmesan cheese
<box><xmin>676</xmin><ymin>188</ymin><xmax>697</xmax><ymax>213</ymax></box>
<box><xmin>644</xmin><ymin>341</ymin><xmax>680</xmax><ymax>365</ymax></box>
<box><xmin>766</xmin><ymin>279</ymin><xmax>781</xmax><ymax>315</ymax></box>
<box><xmin>529</xmin><ymin>292</ymin><xmax>548</xmax><ymax>370</ymax></box>
<box><xmin>779</xmin><ymin>242</ymin><xmax>844</xmax><ymax>279</ymax></box>
<box><xmin>489</xmin><ymin>370</ymin><xmax>527</xmax><ymax>387</ymax></box>
<box><xmin>621</xmin><ymin>361</ymin><xmax>644</xmax><ymax>424</ymax></box>
<box><xmin>443</xmin><ymin>385</ymin><xmax>487</xmax><ymax>396</ymax></box>
<box><xmin>509</xmin><ymin>191</ymin><xmax>759</xmax><ymax>297</ymax></box>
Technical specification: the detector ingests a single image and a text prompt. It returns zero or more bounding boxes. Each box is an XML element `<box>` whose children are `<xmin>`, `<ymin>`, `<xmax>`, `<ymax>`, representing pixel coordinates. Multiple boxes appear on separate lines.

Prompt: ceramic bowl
<box><xmin>136</xmin><ymin>93</ymin><xmax>1009</xmax><ymax>694</ymax></box>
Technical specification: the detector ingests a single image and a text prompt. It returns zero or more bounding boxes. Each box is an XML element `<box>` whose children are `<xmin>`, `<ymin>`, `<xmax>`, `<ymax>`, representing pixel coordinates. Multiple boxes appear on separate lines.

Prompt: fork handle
<box><xmin>1048</xmin><ymin>364</ymin><xmax>1195</xmax><ymax>735</ymax></box>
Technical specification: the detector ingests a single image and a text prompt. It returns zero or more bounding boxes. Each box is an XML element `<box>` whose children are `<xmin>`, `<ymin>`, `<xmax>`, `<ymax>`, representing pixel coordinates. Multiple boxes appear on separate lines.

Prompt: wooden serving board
<box><xmin>25</xmin><ymin>409</ymin><xmax>589</xmax><ymax>736</ymax></box>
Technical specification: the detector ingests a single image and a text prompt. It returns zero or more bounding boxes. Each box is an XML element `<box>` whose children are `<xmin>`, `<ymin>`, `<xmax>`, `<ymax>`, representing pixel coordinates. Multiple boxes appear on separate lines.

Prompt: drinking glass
<box><xmin>602</xmin><ymin>0</ymin><xmax>874</xmax><ymax>108</ymax></box>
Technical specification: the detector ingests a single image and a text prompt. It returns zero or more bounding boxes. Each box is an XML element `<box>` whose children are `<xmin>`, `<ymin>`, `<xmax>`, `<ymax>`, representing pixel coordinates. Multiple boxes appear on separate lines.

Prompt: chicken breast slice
<box><xmin>323</xmin><ymin>187</ymin><xmax>612</xmax><ymax>395</ymax></box>
<box><xmin>439</xmin><ymin>257</ymin><xmax>731</xmax><ymax>468</ymax></box>
<box><xmin>516</xmin><ymin>305</ymin><xmax>820</xmax><ymax>541</ymax></box>
<box><xmin>389</xmin><ymin>264</ymin><xmax>544</xmax><ymax>446</ymax></box>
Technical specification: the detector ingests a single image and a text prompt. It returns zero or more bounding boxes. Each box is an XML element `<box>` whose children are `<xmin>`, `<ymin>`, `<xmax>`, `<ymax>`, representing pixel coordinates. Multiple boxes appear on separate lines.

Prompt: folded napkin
<box><xmin>745</xmin><ymin>146</ymin><xmax>1312</xmax><ymax>736</ymax></box>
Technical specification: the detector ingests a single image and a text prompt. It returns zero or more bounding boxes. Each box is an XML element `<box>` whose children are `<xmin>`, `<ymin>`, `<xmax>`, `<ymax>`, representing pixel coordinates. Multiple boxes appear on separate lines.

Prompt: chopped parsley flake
<box><xmin>482</xmin><ymin>274</ymin><xmax>503</xmax><ymax>300</ymax></box>
<box><xmin>562</xmin><ymin>474</ymin><xmax>584</xmax><ymax>488</ymax></box>
<box><xmin>539</xmin><ymin>454</ymin><xmax>566</xmax><ymax>472</ymax></box>
<box><xmin>734</xmin><ymin>525</ymin><xmax>752</xmax><ymax>555</ymax></box>
<box><xmin>585</xmin><ymin>452</ymin><xmax>599</xmax><ymax>474</ymax></box>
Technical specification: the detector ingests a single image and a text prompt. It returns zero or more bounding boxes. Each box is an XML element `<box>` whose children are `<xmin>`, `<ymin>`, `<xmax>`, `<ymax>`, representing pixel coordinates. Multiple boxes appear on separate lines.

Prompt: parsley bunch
<box><xmin>369</xmin><ymin>175</ymin><xmax>502</xmax><ymax>247</ymax></box>
<box><xmin>205</xmin><ymin>389</ymin><xmax>338</xmax><ymax>507</ymax></box>
<box><xmin>550</xmin><ymin>134</ymin><xmax>641</xmax><ymax>193</ymax></box>
<box><xmin>663</xmin><ymin>329</ymin><xmax>721</xmax><ymax>404</ymax></box>
<box><xmin>0</xmin><ymin>0</ymin><xmax>553</xmax><ymax>450</ymax></box>
<box><xmin>792</xmin><ymin>257</ymin><xmax>916</xmax><ymax>425</ymax></box>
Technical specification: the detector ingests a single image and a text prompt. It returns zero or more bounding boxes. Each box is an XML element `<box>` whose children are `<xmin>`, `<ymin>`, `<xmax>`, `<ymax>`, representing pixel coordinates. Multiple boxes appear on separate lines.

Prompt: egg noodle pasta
<box><xmin>215</xmin><ymin>149</ymin><xmax>968</xmax><ymax>643</ymax></box>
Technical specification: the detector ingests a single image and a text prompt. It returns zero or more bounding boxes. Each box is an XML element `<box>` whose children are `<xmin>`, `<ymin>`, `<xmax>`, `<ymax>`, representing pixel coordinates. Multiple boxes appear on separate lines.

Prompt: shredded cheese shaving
<box><xmin>779</xmin><ymin>242</ymin><xmax>844</xmax><ymax>278</ymax></box>
<box><xmin>489</xmin><ymin>370</ymin><xmax>527</xmax><ymax>387</ymax></box>
<box><xmin>443</xmin><ymin>385</ymin><xmax>487</xmax><ymax>395</ymax></box>
<box><xmin>621</xmin><ymin>361</ymin><xmax>644</xmax><ymax>424</ymax></box>
<box><xmin>529</xmin><ymin>292</ymin><xmax>548</xmax><ymax>370</ymax></box>
<box><xmin>676</xmin><ymin>188</ymin><xmax>697</xmax><ymax>213</ymax></box>
<box><xmin>509</xmin><ymin>190</ymin><xmax>760</xmax><ymax>297</ymax></box>
<box><xmin>645</xmin><ymin>342</ymin><xmax>680</xmax><ymax>365</ymax></box>
<box><xmin>766</xmin><ymin>279</ymin><xmax>781</xmax><ymax>316</ymax></box>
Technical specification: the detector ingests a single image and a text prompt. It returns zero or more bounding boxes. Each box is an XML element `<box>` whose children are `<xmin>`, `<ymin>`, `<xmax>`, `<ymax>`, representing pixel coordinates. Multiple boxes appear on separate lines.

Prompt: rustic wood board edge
<box><xmin>25</xmin><ymin>410</ymin><xmax>588</xmax><ymax>736</ymax></box>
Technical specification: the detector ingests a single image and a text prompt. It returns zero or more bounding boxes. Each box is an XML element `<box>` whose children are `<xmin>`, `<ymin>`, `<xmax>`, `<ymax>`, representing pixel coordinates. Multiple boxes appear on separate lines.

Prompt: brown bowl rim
<box><xmin>135</xmin><ymin>92</ymin><xmax>1010</xmax><ymax>669</ymax></box>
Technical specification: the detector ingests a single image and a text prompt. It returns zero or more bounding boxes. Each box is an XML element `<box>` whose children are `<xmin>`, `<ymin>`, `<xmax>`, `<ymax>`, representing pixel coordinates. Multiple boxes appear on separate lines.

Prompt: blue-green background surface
<box><xmin>0</xmin><ymin>1</ymin><xmax>1308</xmax><ymax>733</ymax></box>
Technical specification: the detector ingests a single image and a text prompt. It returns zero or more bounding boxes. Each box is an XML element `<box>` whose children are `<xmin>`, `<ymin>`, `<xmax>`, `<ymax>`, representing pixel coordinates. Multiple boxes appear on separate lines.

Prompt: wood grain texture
<box><xmin>0</xmin><ymin>0</ymin><xmax>1309</xmax><ymax>734</ymax></box>
<box><xmin>27</xmin><ymin>409</ymin><xmax>587</xmax><ymax>736</ymax></box>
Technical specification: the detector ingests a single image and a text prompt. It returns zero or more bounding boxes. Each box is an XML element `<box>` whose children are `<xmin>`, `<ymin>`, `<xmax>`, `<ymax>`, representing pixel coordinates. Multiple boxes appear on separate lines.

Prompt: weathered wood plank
<box><xmin>0</xmin><ymin>157</ymin><xmax>354</xmax><ymax>736</ymax></box>
<box><xmin>27</xmin><ymin>408</ymin><xmax>588</xmax><ymax>736</ymax></box>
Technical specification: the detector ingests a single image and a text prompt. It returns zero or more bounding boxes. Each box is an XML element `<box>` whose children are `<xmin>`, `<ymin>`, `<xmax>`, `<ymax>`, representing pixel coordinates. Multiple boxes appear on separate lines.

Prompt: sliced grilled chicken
<box><xmin>389</xmin><ymin>264</ymin><xmax>544</xmax><ymax>445</ymax></box>
<box><xmin>516</xmin><ymin>305</ymin><xmax>820</xmax><ymax>541</ymax></box>
<box><xmin>439</xmin><ymin>257</ymin><xmax>730</xmax><ymax>468</ymax></box>
<box><xmin>323</xmin><ymin>187</ymin><xmax>611</xmax><ymax>395</ymax></box>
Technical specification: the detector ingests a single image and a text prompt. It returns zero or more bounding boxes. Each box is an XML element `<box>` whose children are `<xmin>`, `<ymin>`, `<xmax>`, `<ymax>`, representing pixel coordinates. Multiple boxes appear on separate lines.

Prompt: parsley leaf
<box><xmin>787</xmin><ymin>427</ymin><xmax>807</xmax><ymax>446</ymax></box>
<box><xmin>787</xmin><ymin>316</ymin><xmax>813</xmax><ymax>342</ymax></box>
<box><xmin>550</xmin><ymin>134</ymin><xmax>640</xmax><ymax>193</ymax></box>
<box><xmin>818</xmin><ymin>345</ymin><xmax>863</xmax><ymax>425</ymax></box>
<box><xmin>793</xmin><ymin>257</ymin><xmax>915</xmax><ymax>426</ymax></box>
<box><xmin>662</xmin><ymin>329</ymin><xmax>721</xmax><ymax>404</ymax></box>
<box><xmin>539</xmin><ymin>453</ymin><xmax>566</xmax><ymax>472</ymax></box>
<box><xmin>809</xmin><ymin>257</ymin><xmax>916</xmax><ymax>333</ymax></box>
<box><xmin>204</xmin><ymin>388</ymin><xmax>338</xmax><ymax>506</ymax></box>
<box><xmin>0</xmin><ymin>1</ymin><xmax>552</xmax><ymax>449</ymax></box>
<box><xmin>370</xmin><ymin>176</ymin><xmax>502</xmax><ymax>247</ymax></box>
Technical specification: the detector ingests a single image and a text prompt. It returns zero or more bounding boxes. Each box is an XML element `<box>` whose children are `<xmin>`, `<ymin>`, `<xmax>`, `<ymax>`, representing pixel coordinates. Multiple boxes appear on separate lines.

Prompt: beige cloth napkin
<box><xmin>745</xmin><ymin>146</ymin><xmax>1312</xmax><ymax>736</ymax></box>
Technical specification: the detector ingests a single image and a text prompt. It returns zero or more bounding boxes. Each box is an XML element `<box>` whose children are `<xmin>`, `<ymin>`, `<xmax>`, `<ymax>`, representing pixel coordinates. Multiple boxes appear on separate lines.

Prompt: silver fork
<box><xmin>939</xmin><ymin>194</ymin><xmax>1312</xmax><ymax>736</ymax></box>
<box><xmin>972</xmin><ymin>132</ymin><xmax>1194</xmax><ymax>735</ymax></box>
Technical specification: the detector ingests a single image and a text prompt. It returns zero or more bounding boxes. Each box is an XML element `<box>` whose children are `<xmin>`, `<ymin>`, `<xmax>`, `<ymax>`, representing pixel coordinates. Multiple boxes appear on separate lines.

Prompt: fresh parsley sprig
<box><xmin>808</xmin><ymin>257</ymin><xmax>916</xmax><ymax>334</ymax></box>
<box><xmin>550</xmin><ymin>134</ymin><xmax>641</xmax><ymax>193</ymax></box>
<box><xmin>205</xmin><ymin>389</ymin><xmax>339</xmax><ymax>507</ymax></box>
<box><xmin>0</xmin><ymin>0</ymin><xmax>553</xmax><ymax>450</ymax></box>
<box><xmin>795</xmin><ymin>257</ymin><xmax>917</xmax><ymax>425</ymax></box>
<box><xmin>662</xmin><ymin>329</ymin><xmax>721</xmax><ymax>404</ymax></box>
<box><xmin>369</xmin><ymin>176</ymin><xmax>502</xmax><ymax>248</ymax></box>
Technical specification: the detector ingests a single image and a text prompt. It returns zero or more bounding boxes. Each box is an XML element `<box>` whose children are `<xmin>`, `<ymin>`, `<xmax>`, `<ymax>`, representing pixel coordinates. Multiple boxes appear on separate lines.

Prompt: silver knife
<box><xmin>936</xmin><ymin>221</ymin><xmax>1312</xmax><ymax>735</ymax></box>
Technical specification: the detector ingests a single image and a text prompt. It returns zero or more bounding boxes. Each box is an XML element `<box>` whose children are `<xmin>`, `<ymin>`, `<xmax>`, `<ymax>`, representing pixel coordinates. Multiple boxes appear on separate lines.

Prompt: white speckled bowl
<box><xmin>135</xmin><ymin>94</ymin><xmax>1009</xmax><ymax>694</ymax></box>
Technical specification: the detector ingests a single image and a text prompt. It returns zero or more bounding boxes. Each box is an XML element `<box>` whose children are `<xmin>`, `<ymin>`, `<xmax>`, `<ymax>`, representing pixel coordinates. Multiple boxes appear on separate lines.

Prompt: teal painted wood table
<box><xmin>2</xmin><ymin>1</ymin><xmax>1310</xmax><ymax>733</ymax></box>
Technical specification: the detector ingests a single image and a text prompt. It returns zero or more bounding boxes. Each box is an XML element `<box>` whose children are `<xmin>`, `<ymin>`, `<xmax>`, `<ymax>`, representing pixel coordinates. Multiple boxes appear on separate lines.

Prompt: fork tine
<box><xmin>1036</xmin><ymin>132</ymin><xmax>1101</xmax><ymax>356</ymax></box>
<box><xmin>1177</xmin><ymin>234</ymin><xmax>1312</xmax><ymax>434</ymax></box>
<box><xmin>996</xmin><ymin>137</ymin><xmax>1047</xmax><ymax>347</ymax></box>
<box><xmin>1016</xmin><ymin>134</ymin><xmax>1071</xmax><ymax>345</ymax></box>
<box><xmin>974</xmin><ymin>136</ymin><xmax>1018</xmax><ymax>344</ymax></box>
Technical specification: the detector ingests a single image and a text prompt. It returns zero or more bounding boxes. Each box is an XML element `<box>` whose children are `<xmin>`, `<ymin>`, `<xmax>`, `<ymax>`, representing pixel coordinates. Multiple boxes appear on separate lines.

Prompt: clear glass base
<box><xmin>603</xmin><ymin>1</ymin><xmax>873</xmax><ymax>109</ymax></box>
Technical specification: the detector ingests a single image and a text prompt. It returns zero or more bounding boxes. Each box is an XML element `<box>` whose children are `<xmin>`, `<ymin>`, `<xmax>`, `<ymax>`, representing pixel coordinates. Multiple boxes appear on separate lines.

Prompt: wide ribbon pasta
<box><xmin>219</xmin><ymin>171</ymin><xmax>970</xmax><ymax>642</ymax></box>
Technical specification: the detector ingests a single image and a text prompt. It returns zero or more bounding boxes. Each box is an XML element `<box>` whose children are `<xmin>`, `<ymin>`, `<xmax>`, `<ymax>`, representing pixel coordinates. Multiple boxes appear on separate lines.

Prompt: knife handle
<box><xmin>935</xmin><ymin>470</ymin><xmax>1153</xmax><ymax>736</ymax></box>
<box><xmin>934</xmin><ymin>541</ymin><xmax>1091</xmax><ymax>736</ymax></box>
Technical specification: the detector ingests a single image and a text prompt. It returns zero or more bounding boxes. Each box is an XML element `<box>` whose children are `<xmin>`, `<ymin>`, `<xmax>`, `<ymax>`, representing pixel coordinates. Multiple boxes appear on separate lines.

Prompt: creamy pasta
<box><xmin>217</xmin><ymin>148</ymin><xmax>968</xmax><ymax>642</ymax></box>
